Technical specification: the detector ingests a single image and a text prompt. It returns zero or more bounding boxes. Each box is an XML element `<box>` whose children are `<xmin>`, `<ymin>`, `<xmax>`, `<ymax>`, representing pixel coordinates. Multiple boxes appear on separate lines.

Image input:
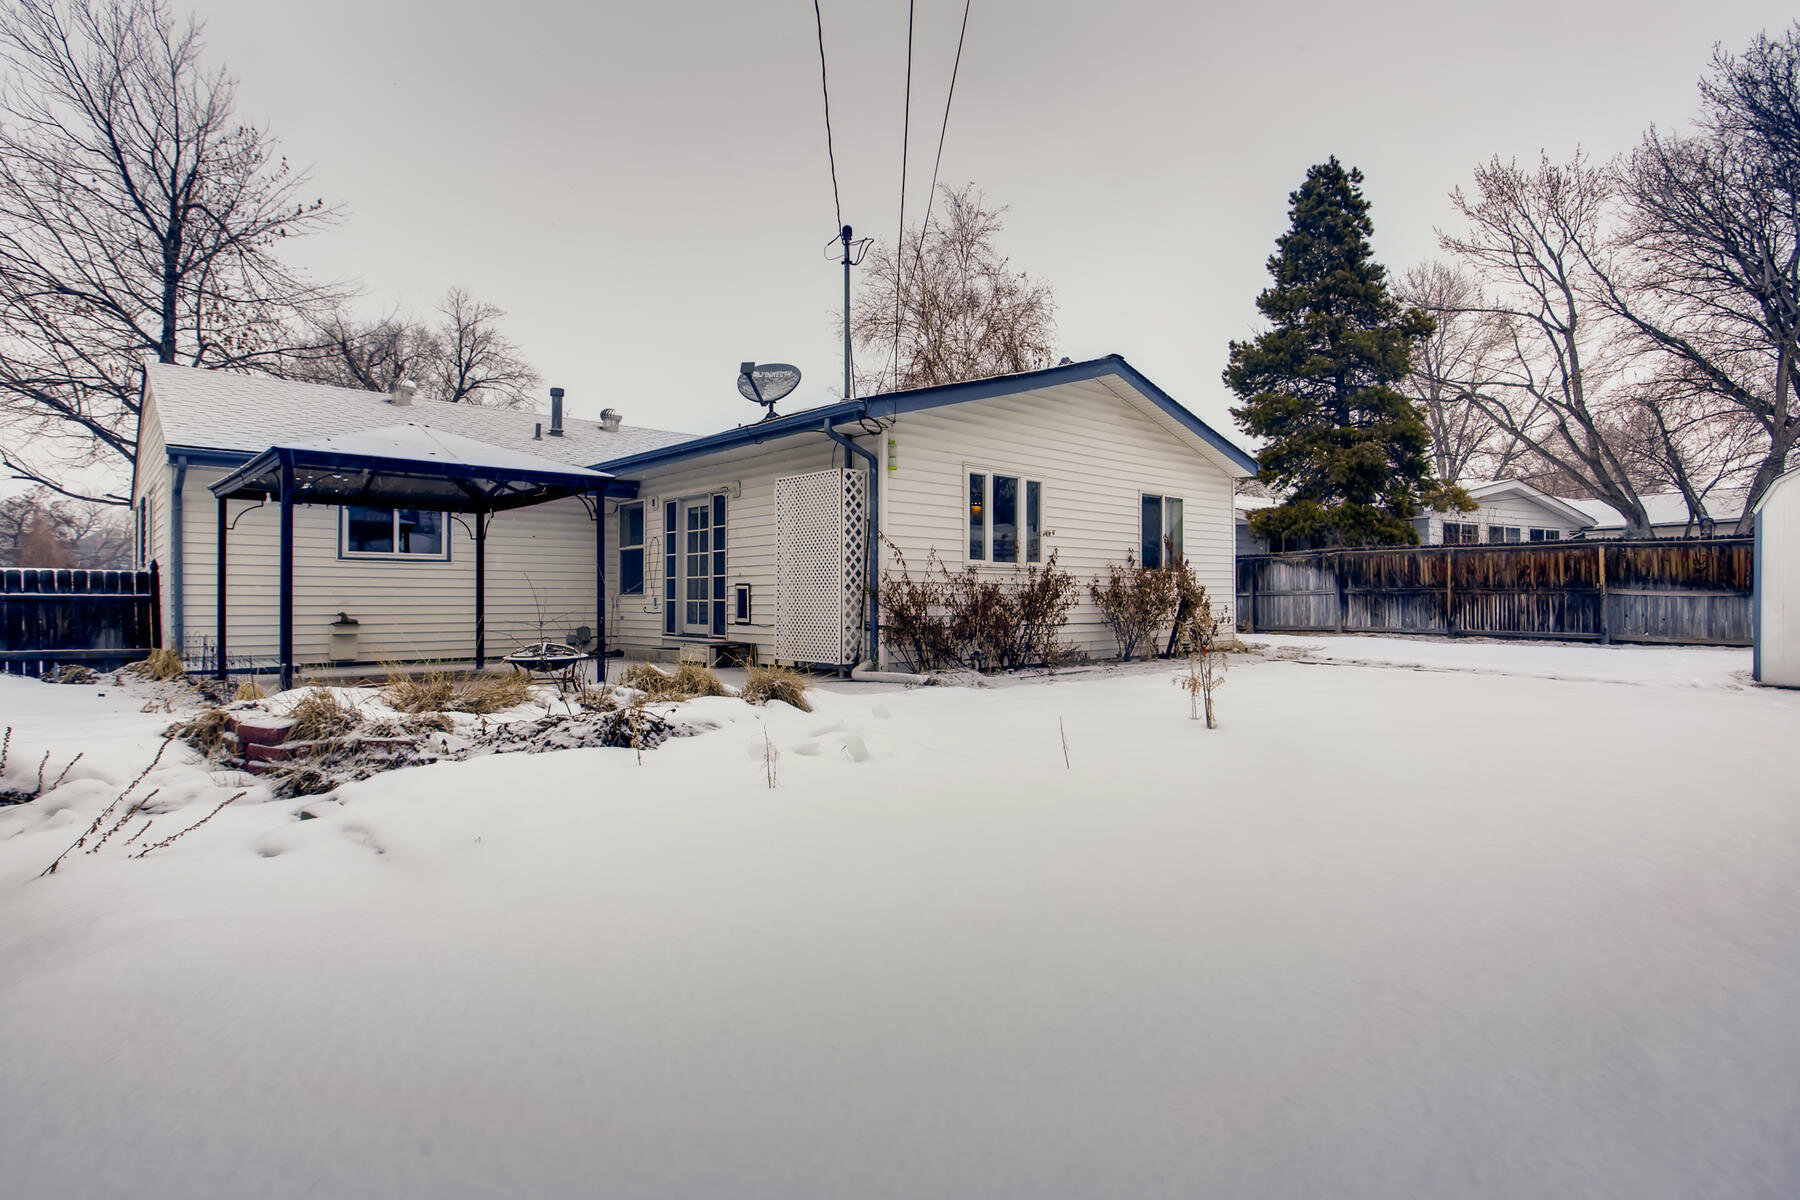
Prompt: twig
<box><xmin>47</xmin><ymin>752</ymin><xmax>82</xmax><ymax>793</ymax></box>
<box><xmin>123</xmin><ymin>816</ymin><xmax>154</xmax><ymax>846</ymax></box>
<box><xmin>1059</xmin><ymin>717</ymin><xmax>1070</xmax><ymax>769</ymax></box>
<box><xmin>34</xmin><ymin>750</ymin><xmax>49</xmax><ymax>792</ymax></box>
<box><xmin>132</xmin><ymin>791</ymin><xmax>247</xmax><ymax>858</ymax></box>
<box><xmin>42</xmin><ymin>737</ymin><xmax>173</xmax><ymax>877</ymax></box>
<box><xmin>1</xmin><ymin>725</ymin><xmax>11</xmax><ymax>774</ymax></box>
<box><xmin>88</xmin><ymin>788</ymin><xmax>159</xmax><ymax>854</ymax></box>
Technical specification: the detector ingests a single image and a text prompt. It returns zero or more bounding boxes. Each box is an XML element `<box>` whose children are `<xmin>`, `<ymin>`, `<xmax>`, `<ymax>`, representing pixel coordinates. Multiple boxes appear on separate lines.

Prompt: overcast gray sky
<box><xmin>196</xmin><ymin>0</ymin><xmax>1794</xmax><ymax>443</ymax></box>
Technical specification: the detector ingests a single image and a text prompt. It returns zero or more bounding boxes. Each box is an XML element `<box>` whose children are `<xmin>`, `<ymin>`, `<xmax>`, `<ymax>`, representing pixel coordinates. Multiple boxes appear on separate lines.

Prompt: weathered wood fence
<box><xmin>1236</xmin><ymin>539</ymin><xmax>1753</xmax><ymax>646</ymax></box>
<box><xmin>0</xmin><ymin>564</ymin><xmax>162</xmax><ymax>676</ymax></box>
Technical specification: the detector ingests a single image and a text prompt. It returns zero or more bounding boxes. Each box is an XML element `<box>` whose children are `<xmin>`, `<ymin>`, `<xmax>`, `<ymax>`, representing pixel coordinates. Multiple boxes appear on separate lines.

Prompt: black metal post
<box><xmin>594</xmin><ymin>488</ymin><xmax>608</xmax><ymax>680</ymax></box>
<box><xmin>215</xmin><ymin>496</ymin><xmax>228</xmax><ymax>681</ymax></box>
<box><xmin>474</xmin><ymin>510</ymin><xmax>487</xmax><ymax>670</ymax></box>
<box><xmin>278</xmin><ymin>454</ymin><xmax>295</xmax><ymax>692</ymax></box>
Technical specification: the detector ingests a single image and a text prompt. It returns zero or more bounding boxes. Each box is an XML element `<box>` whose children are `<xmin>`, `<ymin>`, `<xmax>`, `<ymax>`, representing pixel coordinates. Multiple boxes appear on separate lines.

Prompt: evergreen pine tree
<box><xmin>1225</xmin><ymin>159</ymin><xmax>1469</xmax><ymax>547</ymax></box>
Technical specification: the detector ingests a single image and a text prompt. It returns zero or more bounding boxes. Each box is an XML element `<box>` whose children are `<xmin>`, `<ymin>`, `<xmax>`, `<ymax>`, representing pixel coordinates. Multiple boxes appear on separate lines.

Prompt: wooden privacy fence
<box><xmin>0</xmin><ymin>564</ymin><xmax>162</xmax><ymax>676</ymax></box>
<box><xmin>1236</xmin><ymin>539</ymin><xmax>1753</xmax><ymax>646</ymax></box>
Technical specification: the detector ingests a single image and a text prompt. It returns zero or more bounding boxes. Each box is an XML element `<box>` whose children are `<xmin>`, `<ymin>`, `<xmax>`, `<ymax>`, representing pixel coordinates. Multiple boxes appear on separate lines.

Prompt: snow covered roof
<box><xmin>209</xmin><ymin>423</ymin><xmax>610</xmax><ymax>513</ymax></box>
<box><xmin>1564</xmin><ymin>489</ymin><xmax>1749</xmax><ymax>530</ymax></box>
<box><xmin>146</xmin><ymin>362</ymin><xmax>692</xmax><ymax>468</ymax></box>
<box><xmin>274</xmin><ymin>424</ymin><xmax>607</xmax><ymax>478</ymax></box>
<box><xmin>1462</xmin><ymin>480</ymin><xmax>1597</xmax><ymax>528</ymax></box>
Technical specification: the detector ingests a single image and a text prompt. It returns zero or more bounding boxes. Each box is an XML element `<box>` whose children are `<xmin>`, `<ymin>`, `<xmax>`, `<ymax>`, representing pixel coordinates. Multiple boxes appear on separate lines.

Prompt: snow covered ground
<box><xmin>2</xmin><ymin>641</ymin><xmax>1797</xmax><ymax>1199</ymax></box>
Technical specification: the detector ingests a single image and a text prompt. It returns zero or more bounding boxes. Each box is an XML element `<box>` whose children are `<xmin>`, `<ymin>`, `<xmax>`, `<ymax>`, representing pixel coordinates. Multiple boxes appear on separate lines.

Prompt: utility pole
<box><xmin>831</xmin><ymin>225</ymin><xmax>872</xmax><ymax>402</ymax></box>
<box><xmin>841</xmin><ymin>224</ymin><xmax>854</xmax><ymax>400</ymax></box>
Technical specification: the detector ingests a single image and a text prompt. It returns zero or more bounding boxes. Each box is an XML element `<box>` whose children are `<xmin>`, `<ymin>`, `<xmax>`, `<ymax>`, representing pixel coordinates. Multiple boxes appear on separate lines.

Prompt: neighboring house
<box><xmin>1235</xmin><ymin>493</ymin><xmax>1275</xmax><ymax>555</ymax></box>
<box><xmin>134</xmin><ymin>355</ymin><xmax>1256</xmax><ymax>675</ymax></box>
<box><xmin>1753</xmin><ymin>467</ymin><xmax>1800</xmax><ymax>687</ymax></box>
<box><xmin>1563</xmin><ymin>489</ymin><xmax>1750</xmax><ymax>539</ymax></box>
<box><xmin>1416</xmin><ymin>480</ymin><xmax>1597</xmax><ymax>545</ymax></box>
<box><xmin>1234</xmin><ymin>479</ymin><xmax>1593</xmax><ymax>553</ymax></box>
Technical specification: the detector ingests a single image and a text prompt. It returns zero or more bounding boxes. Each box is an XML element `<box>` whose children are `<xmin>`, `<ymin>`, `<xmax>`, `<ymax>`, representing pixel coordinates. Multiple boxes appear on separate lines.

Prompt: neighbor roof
<box><xmin>592</xmin><ymin>355</ymin><xmax>1259</xmax><ymax>477</ymax></box>
<box><xmin>1565</xmin><ymin>489</ymin><xmax>1749</xmax><ymax>530</ymax></box>
<box><xmin>1463</xmin><ymin>479</ymin><xmax>1597</xmax><ymax>528</ymax></box>
<box><xmin>145</xmin><ymin>362</ymin><xmax>692</xmax><ymax>468</ymax></box>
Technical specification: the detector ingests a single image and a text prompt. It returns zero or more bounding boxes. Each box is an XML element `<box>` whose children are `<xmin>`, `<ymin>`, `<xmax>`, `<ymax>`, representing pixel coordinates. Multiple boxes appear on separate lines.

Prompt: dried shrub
<box><xmin>233</xmin><ymin>679</ymin><xmax>268</xmax><ymax>702</ymax></box>
<box><xmin>876</xmin><ymin>542</ymin><xmax>961</xmax><ymax>672</ymax></box>
<box><xmin>287</xmin><ymin>689</ymin><xmax>360</xmax><ymax>743</ymax></box>
<box><xmin>740</xmin><ymin>665</ymin><xmax>812</xmax><ymax>711</ymax></box>
<box><xmin>875</xmin><ymin>540</ymin><xmax>1076</xmax><ymax>672</ymax></box>
<box><xmin>618</xmin><ymin>662</ymin><xmax>727</xmax><ymax>701</ymax></box>
<box><xmin>1170</xmin><ymin>584</ymin><xmax>1229</xmax><ymax>728</ymax></box>
<box><xmin>1090</xmin><ymin>553</ymin><xmax>1180</xmax><ymax>662</ymax></box>
<box><xmin>458</xmin><ymin>671</ymin><xmax>536</xmax><ymax>714</ymax></box>
<box><xmin>43</xmin><ymin>664</ymin><xmax>99</xmax><ymax>684</ymax></box>
<box><xmin>125</xmin><ymin>648</ymin><xmax>186</xmax><ymax>682</ymax></box>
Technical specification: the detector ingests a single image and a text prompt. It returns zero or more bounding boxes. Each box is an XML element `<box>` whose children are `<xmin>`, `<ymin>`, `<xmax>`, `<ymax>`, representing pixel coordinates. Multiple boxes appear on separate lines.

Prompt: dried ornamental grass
<box><xmin>287</xmin><ymin>689</ymin><xmax>360</xmax><ymax>742</ymax></box>
<box><xmin>382</xmin><ymin>668</ymin><xmax>535</xmax><ymax>716</ymax></box>
<box><xmin>125</xmin><ymin>647</ymin><xmax>187</xmax><ymax>682</ymax></box>
<box><xmin>739</xmin><ymin>665</ymin><xmax>812</xmax><ymax>712</ymax></box>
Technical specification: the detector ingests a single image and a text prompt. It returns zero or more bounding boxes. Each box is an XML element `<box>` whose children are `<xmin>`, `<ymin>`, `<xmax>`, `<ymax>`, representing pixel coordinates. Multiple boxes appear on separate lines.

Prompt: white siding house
<box><xmin>135</xmin><ymin>356</ymin><xmax>1254</xmax><ymax>674</ymax></box>
<box><xmin>1417</xmin><ymin>481</ymin><xmax>1596</xmax><ymax>545</ymax></box>
<box><xmin>1753</xmin><ymin>467</ymin><xmax>1800</xmax><ymax>688</ymax></box>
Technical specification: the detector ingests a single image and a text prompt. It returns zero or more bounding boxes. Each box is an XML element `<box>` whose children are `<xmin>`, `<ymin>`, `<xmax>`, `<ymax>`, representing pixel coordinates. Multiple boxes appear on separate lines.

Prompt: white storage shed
<box><xmin>1754</xmin><ymin>467</ymin><xmax>1800</xmax><ymax>687</ymax></box>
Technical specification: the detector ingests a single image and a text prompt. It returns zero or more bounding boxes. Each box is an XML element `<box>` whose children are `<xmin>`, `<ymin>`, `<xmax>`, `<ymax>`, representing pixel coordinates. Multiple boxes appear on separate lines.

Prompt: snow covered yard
<box><xmin>2</xmin><ymin>641</ymin><xmax>1797</xmax><ymax>1199</ymax></box>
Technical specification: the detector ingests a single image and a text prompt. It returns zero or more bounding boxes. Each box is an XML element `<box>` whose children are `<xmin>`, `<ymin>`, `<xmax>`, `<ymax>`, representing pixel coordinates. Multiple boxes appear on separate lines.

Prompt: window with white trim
<box><xmin>1140</xmin><ymin>494</ymin><xmax>1184</xmax><ymax>568</ymax></box>
<box><xmin>618</xmin><ymin>503</ymin><xmax>644</xmax><ymax>595</ymax></box>
<box><xmin>340</xmin><ymin>507</ymin><xmax>447</xmax><ymax>559</ymax></box>
<box><xmin>1488</xmin><ymin>525</ymin><xmax>1521</xmax><ymax>543</ymax></box>
<box><xmin>1443</xmin><ymin>521</ymin><xmax>1480</xmax><ymax>545</ymax></box>
<box><xmin>1529</xmin><ymin>528</ymin><xmax>1561</xmax><ymax>542</ymax></box>
<box><xmin>966</xmin><ymin>470</ymin><xmax>1043</xmax><ymax>563</ymax></box>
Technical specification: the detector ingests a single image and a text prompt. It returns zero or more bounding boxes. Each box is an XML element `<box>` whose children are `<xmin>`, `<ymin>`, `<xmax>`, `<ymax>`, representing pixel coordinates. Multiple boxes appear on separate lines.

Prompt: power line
<box><xmin>812</xmin><ymin>0</ymin><xmax>842</xmax><ymax>230</ymax></box>
<box><xmin>909</xmin><ymin>0</ymin><xmax>972</xmax><ymax>294</ymax></box>
<box><xmin>893</xmin><ymin>0</ymin><xmax>916</xmax><ymax>396</ymax></box>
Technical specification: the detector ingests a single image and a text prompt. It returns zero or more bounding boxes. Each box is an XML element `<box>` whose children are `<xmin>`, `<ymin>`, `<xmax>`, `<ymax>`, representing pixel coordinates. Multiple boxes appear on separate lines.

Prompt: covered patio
<box><xmin>208</xmin><ymin>424</ymin><xmax>632</xmax><ymax>690</ymax></box>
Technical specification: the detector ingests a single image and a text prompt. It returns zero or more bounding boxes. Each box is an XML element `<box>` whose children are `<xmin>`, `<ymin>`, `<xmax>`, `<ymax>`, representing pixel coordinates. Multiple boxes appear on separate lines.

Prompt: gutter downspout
<box><xmin>170</xmin><ymin>454</ymin><xmax>188</xmax><ymax>656</ymax></box>
<box><xmin>821</xmin><ymin>420</ymin><xmax>880</xmax><ymax>668</ymax></box>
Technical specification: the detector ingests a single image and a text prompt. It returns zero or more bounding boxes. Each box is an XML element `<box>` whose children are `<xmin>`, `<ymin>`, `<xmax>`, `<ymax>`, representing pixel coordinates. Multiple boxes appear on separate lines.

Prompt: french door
<box><xmin>663</xmin><ymin>494</ymin><xmax>728</xmax><ymax>638</ymax></box>
<box><xmin>682</xmin><ymin>502</ymin><xmax>713</xmax><ymax>635</ymax></box>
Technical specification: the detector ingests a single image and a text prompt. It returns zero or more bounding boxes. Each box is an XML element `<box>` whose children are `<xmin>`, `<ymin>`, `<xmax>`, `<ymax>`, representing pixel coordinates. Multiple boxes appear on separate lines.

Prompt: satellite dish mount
<box><xmin>738</xmin><ymin>362</ymin><xmax>801</xmax><ymax>420</ymax></box>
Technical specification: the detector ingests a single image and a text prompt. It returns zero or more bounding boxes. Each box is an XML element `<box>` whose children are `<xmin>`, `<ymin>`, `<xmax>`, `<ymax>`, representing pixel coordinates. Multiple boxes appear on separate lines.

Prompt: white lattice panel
<box><xmin>775</xmin><ymin>468</ymin><xmax>868</xmax><ymax>667</ymax></box>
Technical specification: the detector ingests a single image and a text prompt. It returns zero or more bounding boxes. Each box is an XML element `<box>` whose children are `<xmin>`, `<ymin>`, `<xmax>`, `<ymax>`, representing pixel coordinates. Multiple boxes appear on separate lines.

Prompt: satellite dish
<box><xmin>738</xmin><ymin>362</ymin><xmax>801</xmax><ymax>419</ymax></box>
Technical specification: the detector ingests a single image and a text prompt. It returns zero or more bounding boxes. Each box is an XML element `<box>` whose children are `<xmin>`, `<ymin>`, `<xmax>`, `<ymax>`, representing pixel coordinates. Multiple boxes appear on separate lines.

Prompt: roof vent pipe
<box><xmin>534</xmin><ymin>422</ymin><xmax>542</xmax><ymax>440</ymax></box>
<box><xmin>549</xmin><ymin>387</ymin><xmax>565</xmax><ymax>436</ymax></box>
<box><xmin>600</xmin><ymin>407</ymin><xmax>622</xmax><ymax>433</ymax></box>
<box><xmin>390</xmin><ymin>379</ymin><xmax>416</xmax><ymax>406</ymax></box>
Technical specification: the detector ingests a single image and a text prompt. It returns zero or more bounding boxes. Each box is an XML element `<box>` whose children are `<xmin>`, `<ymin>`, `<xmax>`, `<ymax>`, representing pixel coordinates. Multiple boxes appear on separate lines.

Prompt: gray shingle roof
<box><xmin>146</xmin><ymin>362</ymin><xmax>693</xmax><ymax>466</ymax></box>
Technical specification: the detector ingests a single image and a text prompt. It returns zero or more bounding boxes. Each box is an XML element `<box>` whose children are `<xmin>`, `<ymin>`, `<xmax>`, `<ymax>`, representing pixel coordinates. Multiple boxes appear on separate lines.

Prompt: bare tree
<box><xmin>0</xmin><ymin>487</ymin><xmax>128</xmax><ymax>566</ymax></box>
<box><xmin>1395</xmin><ymin>261</ymin><xmax>1526</xmax><ymax>480</ymax></box>
<box><xmin>291</xmin><ymin>288</ymin><xmax>540</xmax><ymax>409</ymax></box>
<box><xmin>429</xmin><ymin>287</ymin><xmax>539</xmax><ymax>408</ymax></box>
<box><xmin>851</xmin><ymin>184</ymin><xmax>1056</xmax><ymax>395</ymax></box>
<box><xmin>1440</xmin><ymin>153</ymin><xmax>1657</xmax><ymax>534</ymax></box>
<box><xmin>0</xmin><ymin>0</ymin><xmax>339</xmax><ymax>503</ymax></box>
<box><xmin>290</xmin><ymin>310</ymin><xmax>437</xmax><ymax>395</ymax></box>
<box><xmin>1604</xmin><ymin>25</ymin><xmax>1800</xmax><ymax>531</ymax></box>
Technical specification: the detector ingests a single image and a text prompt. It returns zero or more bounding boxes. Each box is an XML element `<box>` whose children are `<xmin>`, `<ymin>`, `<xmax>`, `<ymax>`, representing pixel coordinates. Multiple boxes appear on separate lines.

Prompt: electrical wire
<box><xmin>812</xmin><ymin>0</ymin><xmax>843</xmax><ymax>230</ymax></box>
<box><xmin>908</xmin><ymin>0</ymin><xmax>972</xmax><ymax>295</ymax></box>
